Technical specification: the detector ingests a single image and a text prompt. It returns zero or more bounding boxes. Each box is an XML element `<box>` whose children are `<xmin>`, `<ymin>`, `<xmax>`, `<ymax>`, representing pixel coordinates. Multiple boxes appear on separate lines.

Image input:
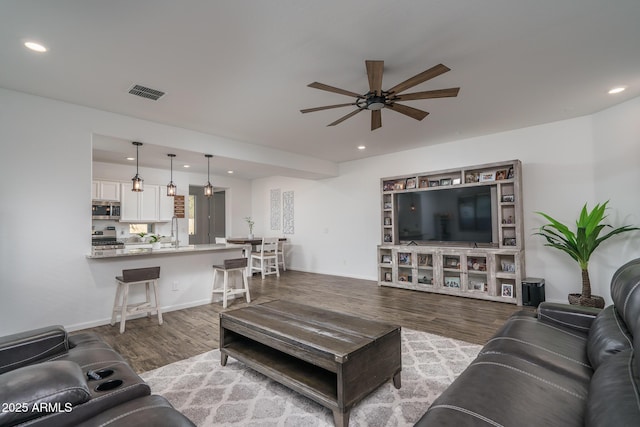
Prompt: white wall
<box><xmin>0</xmin><ymin>89</ymin><xmax>255</xmax><ymax>335</ymax></box>
<box><xmin>252</xmin><ymin>96</ymin><xmax>640</xmax><ymax>305</ymax></box>
<box><xmin>1</xmin><ymin>86</ymin><xmax>638</xmax><ymax>336</ymax></box>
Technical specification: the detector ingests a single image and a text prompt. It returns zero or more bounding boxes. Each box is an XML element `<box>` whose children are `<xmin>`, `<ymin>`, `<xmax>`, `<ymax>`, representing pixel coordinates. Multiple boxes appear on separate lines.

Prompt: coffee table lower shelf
<box><xmin>222</xmin><ymin>339</ymin><xmax>339</xmax><ymax>409</ymax></box>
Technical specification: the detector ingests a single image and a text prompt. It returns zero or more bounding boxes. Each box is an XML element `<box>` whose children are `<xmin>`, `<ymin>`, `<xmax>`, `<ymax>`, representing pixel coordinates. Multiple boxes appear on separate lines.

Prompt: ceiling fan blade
<box><xmin>371</xmin><ymin>110</ymin><xmax>382</xmax><ymax>131</ymax></box>
<box><xmin>386</xmin><ymin>103</ymin><xmax>430</xmax><ymax>121</ymax></box>
<box><xmin>300</xmin><ymin>103</ymin><xmax>357</xmax><ymax>113</ymax></box>
<box><xmin>394</xmin><ymin>87</ymin><xmax>460</xmax><ymax>101</ymax></box>
<box><xmin>307</xmin><ymin>82</ymin><xmax>362</xmax><ymax>98</ymax></box>
<box><xmin>327</xmin><ymin>109</ymin><xmax>363</xmax><ymax>126</ymax></box>
<box><xmin>387</xmin><ymin>64</ymin><xmax>450</xmax><ymax>95</ymax></box>
<box><xmin>365</xmin><ymin>60</ymin><xmax>384</xmax><ymax>96</ymax></box>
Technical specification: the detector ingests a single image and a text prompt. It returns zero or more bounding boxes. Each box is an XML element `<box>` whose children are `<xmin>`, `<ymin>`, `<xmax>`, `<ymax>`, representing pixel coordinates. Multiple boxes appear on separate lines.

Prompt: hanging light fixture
<box><xmin>166</xmin><ymin>153</ymin><xmax>177</xmax><ymax>196</ymax></box>
<box><xmin>204</xmin><ymin>154</ymin><xmax>213</xmax><ymax>197</ymax></box>
<box><xmin>131</xmin><ymin>142</ymin><xmax>144</xmax><ymax>192</ymax></box>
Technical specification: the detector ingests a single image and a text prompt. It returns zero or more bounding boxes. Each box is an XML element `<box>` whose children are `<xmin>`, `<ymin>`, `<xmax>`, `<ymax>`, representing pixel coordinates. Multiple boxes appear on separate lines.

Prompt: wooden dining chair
<box><xmin>277</xmin><ymin>240</ymin><xmax>286</xmax><ymax>271</ymax></box>
<box><xmin>250</xmin><ymin>237</ymin><xmax>280</xmax><ymax>279</ymax></box>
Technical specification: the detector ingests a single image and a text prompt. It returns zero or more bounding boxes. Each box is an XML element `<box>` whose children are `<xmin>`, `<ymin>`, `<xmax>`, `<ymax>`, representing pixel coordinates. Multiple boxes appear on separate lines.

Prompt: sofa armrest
<box><xmin>0</xmin><ymin>360</ymin><xmax>91</xmax><ymax>426</ymax></box>
<box><xmin>537</xmin><ymin>302</ymin><xmax>601</xmax><ymax>333</ymax></box>
<box><xmin>0</xmin><ymin>325</ymin><xmax>69</xmax><ymax>374</ymax></box>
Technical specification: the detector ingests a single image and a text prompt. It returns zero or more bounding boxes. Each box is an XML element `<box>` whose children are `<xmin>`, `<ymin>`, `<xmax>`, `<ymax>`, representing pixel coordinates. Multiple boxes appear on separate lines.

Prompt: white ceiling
<box><xmin>2</xmin><ymin>1</ymin><xmax>639</xmax><ymax>178</ymax></box>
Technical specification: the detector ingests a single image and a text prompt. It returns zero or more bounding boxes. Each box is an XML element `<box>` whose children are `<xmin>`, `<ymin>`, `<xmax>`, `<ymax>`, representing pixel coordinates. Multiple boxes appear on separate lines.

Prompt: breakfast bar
<box><xmin>86</xmin><ymin>243</ymin><xmax>252</xmax><ymax>320</ymax></box>
<box><xmin>86</xmin><ymin>243</ymin><xmax>250</xmax><ymax>259</ymax></box>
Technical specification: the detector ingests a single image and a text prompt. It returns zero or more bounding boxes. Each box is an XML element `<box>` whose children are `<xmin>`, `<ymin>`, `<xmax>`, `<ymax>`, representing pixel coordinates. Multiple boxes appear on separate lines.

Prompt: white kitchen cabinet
<box><xmin>92</xmin><ymin>180</ymin><xmax>120</xmax><ymax>201</ymax></box>
<box><xmin>120</xmin><ymin>183</ymin><xmax>162</xmax><ymax>222</ymax></box>
<box><xmin>158</xmin><ymin>191</ymin><xmax>175</xmax><ymax>221</ymax></box>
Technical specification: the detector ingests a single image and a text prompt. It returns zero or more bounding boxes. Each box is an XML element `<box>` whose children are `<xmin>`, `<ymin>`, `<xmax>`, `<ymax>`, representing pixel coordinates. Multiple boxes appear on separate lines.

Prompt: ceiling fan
<box><xmin>301</xmin><ymin>60</ymin><xmax>459</xmax><ymax>131</ymax></box>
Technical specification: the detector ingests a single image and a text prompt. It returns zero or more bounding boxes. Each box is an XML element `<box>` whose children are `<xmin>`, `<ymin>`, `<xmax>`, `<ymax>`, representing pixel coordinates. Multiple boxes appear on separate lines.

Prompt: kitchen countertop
<box><xmin>87</xmin><ymin>243</ymin><xmax>250</xmax><ymax>259</ymax></box>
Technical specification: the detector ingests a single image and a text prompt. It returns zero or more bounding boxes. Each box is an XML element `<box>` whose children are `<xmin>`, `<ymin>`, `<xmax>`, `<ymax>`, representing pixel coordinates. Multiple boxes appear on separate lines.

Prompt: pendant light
<box><xmin>131</xmin><ymin>142</ymin><xmax>144</xmax><ymax>192</ymax></box>
<box><xmin>204</xmin><ymin>154</ymin><xmax>213</xmax><ymax>197</ymax></box>
<box><xmin>166</xmin><ymin>154</ymin><xmax>177</xmax><ymax>196</ymax></box>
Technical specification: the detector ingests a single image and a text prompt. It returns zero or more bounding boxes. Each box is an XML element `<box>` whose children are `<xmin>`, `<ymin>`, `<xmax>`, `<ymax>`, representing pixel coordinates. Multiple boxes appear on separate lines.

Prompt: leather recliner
<box><xmin>415</xmin><ymin>258</ymin><xmax>640</xmax><ymax>426</ymax></box>
<box><xmin>0</xmin><ymin>326</ymin><xmax>195</xmax><ymax>427</ymax></box>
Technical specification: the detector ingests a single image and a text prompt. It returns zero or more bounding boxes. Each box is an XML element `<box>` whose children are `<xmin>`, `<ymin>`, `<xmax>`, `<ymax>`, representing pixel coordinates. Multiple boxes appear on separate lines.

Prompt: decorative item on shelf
<box><xmin>501</xmin><ymin>283</ymin><xmax>514</xmax><ymax>297</ymax></box>
<box><xmin>419</xmin><ymin>178</ymin><xmax>429</xmax><ymax>188</ymax></box>
<box><xmin>496</xmin><ymin>169</ymin><xmax>507</xmax><ymax>180</ymax></box>
<box><xmin>418</xmin><ymin>276</ymin><xmax>433</xmax><ymax>285</ymax></box>
<box><xmin>384</xmin><ymin>272</ymin><xmax>392</xmax><ymax>281</ymax></box>
<box><xmin>166</xmin><ymin>154</ymin><xmax>177</xmax><ymax>196</ymax></box>
<box><xmin>384</xmin><ymin>217</ymin><xmax>392</xmax><ymax>225</ymax></box>
<box><xmin>452</xmin><ymin>178</ymin><xmax>461</xmax><ymax>185</ymax></box>
<box><xmin>383</xmin><ymin>234</ymin><xmax>392</xmax><ymax>242</ymax></box>
<box><xmin>445</xmin><ymin>257</ymin><xmax>459</xmax><ymax>268</ymax></box>
<box><xmin>393</xmin><ymin>181</ymin><xmax>405</xmax><ymax>191</ymax></box>
<box><xmin>501</xmin><ymin>260</ymin><xmax>516</xmax><ymax>273</ymax></box>
<box><xmin>479</xmin><ymin>171</ymin><xmax>495</xmax><ymax>182</ymax></box>
<box><xmin>204</xmin><ymin>154</ymin><xmax>213</xmax><ymax>197</ymax></box>
<box><xmin>398</xmin><ymin>253</ymin><xmax>411</xmax><ymax>265</ymax></box>
<box><xmin>428</xmin><ymin>180</ymin><xmax>440</xmax><ymax>187</ymax></box>
<box><xmin>418</xmin><ymin>254</ymin><xmax>430</xmax><ymax>266</ymax></box>
<box><xmin>444</xmin><ymin>276</ymin><xmax>460</xmax><ymax>288</ymax></box>
<box><xmin>501</xmin><ymin>215</ymin><xmax>514</xmax><ymax>224</ymax></box>
<box><xmin>470</xmin><ymin>281</ymin><xmax>485</xmax><ymax>291</ymax></box>
<box><xmin>503</xmin><ymin>238</ymin><xmax>517</xmax><ymax>246</ymax></box>
<box><xmin>381</xmin><ymin>254</ymin><xmax>392</xmax><ymax>264</ymax></box>
<box><xmin>398</xmin><ymin>273</ymin><xmax>409</xmax><ymax>282</ymax></box>
<box><xmin>131</xmin><ymin>142</ymin><xmax>144</xmax><ymax>192</ymax></box>
<box><xmin>406</xmin><ymin>178</ymin><xmax>416</xmax><ymax>189</ymax></box>
<box><xmin>244</xmin><ymin>216</ymin><xmax>255</xmax><ymax>240</ymax></box>
<box><xmin>383</xmin><ymin>181</ymin><xmax>395</xmax><ymax>191</ymax></box>
<box><xmin>507</xmin><ymin>167</ymin><xmax>514</xmax><ymax>179</ymax></box>
<box><xmin>535</xmin><ymin>201</ymin><xmax>639</xmax><ymax>308</ymax></box>
<box><xmin>465</xmin><ymin>172</ymin><xmax>479</xmax><ymax>183</ymax></box>
<box><xmin>440</xmin><ymin>178</ymin><xmax>452</xmax><ymax>186</ymax></box>
<box><xmin>383</xmin><ymin>202</ymin><xmax>392</xmax><ymax>209</ymax></box>
<box><xmin>502</xmin><ymin>194</ymin><xmax>515</xmax><ymax>202</ymax></box>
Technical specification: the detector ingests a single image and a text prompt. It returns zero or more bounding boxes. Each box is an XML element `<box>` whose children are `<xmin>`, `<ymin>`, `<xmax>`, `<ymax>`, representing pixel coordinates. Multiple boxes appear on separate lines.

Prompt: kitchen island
<box><xmin>85</xmin><ymin>243</ymin><xmax>252</xmax><ymax>326</ymax></box>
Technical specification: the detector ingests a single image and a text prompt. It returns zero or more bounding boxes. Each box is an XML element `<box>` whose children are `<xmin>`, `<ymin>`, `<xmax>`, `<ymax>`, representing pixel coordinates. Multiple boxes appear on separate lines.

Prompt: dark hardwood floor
<box><xmin>76</xmin><ymin>270</ymin><xmax>531</xmax><ymax>373</ymax></box>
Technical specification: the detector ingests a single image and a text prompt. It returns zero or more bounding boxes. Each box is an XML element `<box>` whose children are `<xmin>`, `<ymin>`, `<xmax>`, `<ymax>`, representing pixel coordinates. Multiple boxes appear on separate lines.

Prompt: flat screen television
<box><xmin>395</xmin><ymin>186</ymin><xmax>498</xmax><ymax>246</ymax></box>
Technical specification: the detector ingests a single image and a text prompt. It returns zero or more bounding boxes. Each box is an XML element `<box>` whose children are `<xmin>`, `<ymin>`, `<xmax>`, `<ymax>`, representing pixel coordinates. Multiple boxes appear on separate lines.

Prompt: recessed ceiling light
<box><xmin>227</xmin><ymin>170</ymin><xmax>234</xmax><ymax>174</ymax></box>
<box><xmin>608</xmin><ymin>86</ymin><xmax>626</xmax><ymax>94</ymax></box>
<box><xmin>183</xmin><ymin>165</ymin><xmax>190</xmax><ymax>168</ymax></box>
<box><xmin>125</xmin><ymin>157</ymin><xmax>135</xmax><ymax>161</ymax></box>
<box><xmin>357</xmin><ymin>145</ymin><xmax>366</xmax><ymax>150</ymax></box>
<box><xmin>24</xmin><ymin>41</ymin><xmax>47</xmax><ymax>52</ymax></box>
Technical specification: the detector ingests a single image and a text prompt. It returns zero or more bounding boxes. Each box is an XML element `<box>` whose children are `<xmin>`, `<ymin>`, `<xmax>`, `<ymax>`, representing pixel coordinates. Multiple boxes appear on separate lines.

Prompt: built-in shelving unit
<box><xmin>378</xmin><ymin>160</ymin><xmax>525</xmax><ymax>305</ymax></box>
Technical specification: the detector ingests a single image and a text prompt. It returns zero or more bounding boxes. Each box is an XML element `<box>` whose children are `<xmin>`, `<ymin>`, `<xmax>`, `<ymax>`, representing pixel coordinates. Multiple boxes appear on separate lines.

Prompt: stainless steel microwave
<box><xmin>92</xmin><ymin>201</ymin><xmax>120</xmax><ymax>220</ymax></box>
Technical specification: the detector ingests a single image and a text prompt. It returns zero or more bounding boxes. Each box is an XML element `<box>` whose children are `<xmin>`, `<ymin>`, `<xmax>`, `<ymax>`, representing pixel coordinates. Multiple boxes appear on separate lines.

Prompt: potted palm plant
<box><xmin>535</xmin><ymin>201</ymin><xmax>638</xmax><ymax>308</ymax></box>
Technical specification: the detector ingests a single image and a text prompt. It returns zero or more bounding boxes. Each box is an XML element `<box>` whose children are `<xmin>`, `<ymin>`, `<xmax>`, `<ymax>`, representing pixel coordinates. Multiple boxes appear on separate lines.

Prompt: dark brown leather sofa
<box><xmin>415</xmin><ymin>258</ymin><xmax>640</xmax><ymax>426</ymax></box>
<box><xmin>0</xmin><ymin>326</ymin><xmax>195</xmax><ymax>427</ymax></box>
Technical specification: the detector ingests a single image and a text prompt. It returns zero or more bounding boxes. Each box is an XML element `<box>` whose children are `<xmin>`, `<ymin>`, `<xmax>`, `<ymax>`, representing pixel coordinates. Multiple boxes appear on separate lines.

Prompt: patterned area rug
<box><xmin>140</xmin><ymin>329</ymin><xmax>480</xmax><ymax>426</ymax></box>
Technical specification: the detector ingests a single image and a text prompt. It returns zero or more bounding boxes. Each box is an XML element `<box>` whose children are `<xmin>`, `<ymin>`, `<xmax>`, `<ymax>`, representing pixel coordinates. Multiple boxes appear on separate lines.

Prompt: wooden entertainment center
<box><xmin>378</xmin><ymin>160</ymin><xmax>525</xmax><ymax>305</ymax></box>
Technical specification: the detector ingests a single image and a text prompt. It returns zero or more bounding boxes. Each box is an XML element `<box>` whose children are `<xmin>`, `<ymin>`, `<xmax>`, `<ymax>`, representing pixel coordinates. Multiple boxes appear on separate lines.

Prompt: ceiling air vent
<box><xmin>128</xmin><ymin>84</ymin><xmax>166</xmax><ymax>101</ymax></box>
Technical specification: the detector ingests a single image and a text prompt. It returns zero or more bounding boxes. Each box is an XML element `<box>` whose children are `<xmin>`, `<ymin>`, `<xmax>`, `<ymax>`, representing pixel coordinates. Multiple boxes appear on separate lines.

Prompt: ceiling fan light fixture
<box><xmin>366</xmin><ymin>95</ymin><xmax>386</xmax><ymax>110</ymax></box>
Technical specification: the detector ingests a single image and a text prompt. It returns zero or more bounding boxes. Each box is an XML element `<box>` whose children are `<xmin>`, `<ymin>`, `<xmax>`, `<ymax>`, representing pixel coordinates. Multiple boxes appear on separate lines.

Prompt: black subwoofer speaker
<box><xmin>522</xmin><ymin>278</ymin><xmax>545</xmax><ymax>307</ymax></box>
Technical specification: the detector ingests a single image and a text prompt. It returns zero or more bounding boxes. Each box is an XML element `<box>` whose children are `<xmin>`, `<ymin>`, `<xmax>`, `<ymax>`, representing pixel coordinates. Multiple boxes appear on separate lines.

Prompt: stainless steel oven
<box><xmin>92</xmin><ymin>201</ymin><xmax>120</xmax><ymax>220</ymax></box>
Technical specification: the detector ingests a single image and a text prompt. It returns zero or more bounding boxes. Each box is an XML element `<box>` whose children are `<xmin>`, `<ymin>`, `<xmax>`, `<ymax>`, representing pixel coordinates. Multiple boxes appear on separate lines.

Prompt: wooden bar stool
<box><xmin>111</xmin><ymin>266</ymin><xmax>162</xmax><ymax>334</ymax></box>
<box><xmin>212</xmin><ymin>258</ymin><xmax>250</xmax><ymax>309</ymax></box>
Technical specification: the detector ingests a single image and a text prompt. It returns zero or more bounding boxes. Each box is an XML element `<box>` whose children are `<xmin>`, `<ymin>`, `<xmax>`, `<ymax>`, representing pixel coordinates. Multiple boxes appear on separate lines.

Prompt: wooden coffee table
<box><xmin>219</xmin><ymin>300</ymin><xmax>401</xmax><ymax>427</ymax></box>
